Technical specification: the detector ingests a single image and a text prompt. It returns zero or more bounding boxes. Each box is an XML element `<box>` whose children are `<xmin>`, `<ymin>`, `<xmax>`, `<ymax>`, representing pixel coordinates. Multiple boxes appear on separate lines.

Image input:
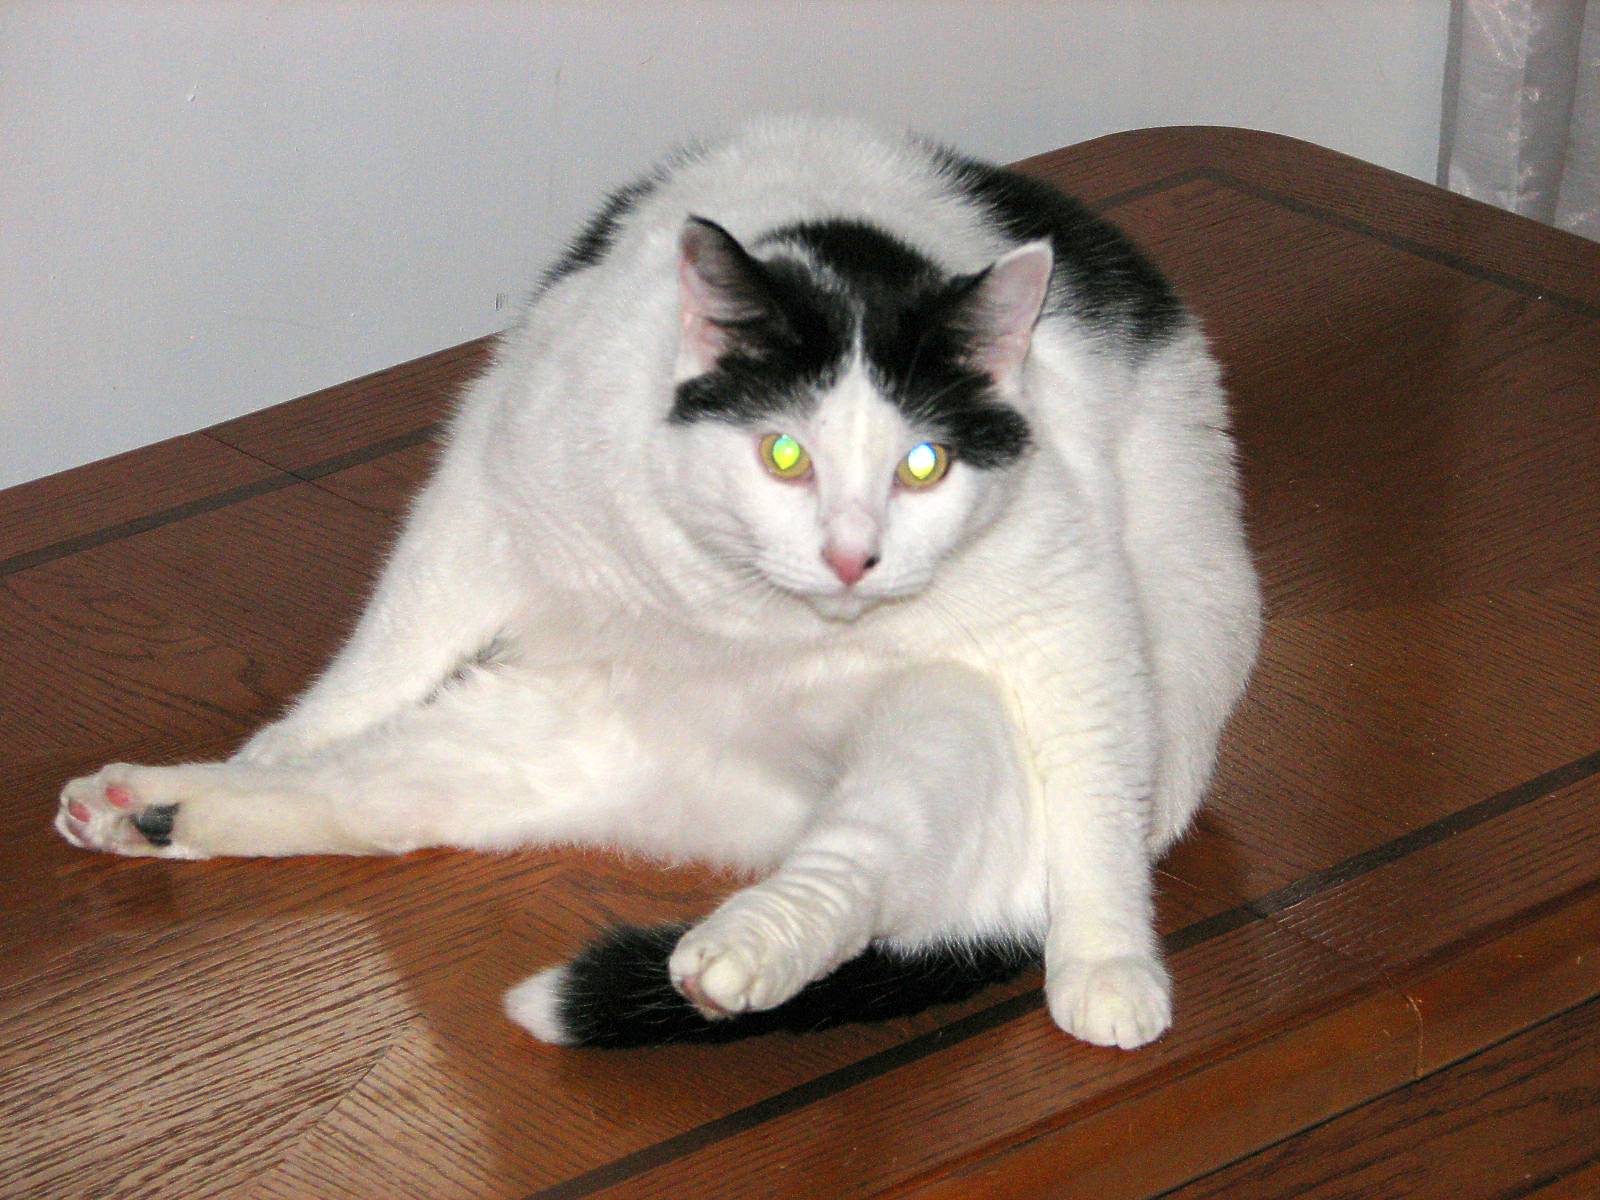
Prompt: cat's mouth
<box><xmin>754</xmin><ymin>571</ymin><xmax>876</xmax><ymax>622</ymax></box>
<box><xmin>746</xmin><ymin>555</ymin><xmax>919</xmax><ymax>623</ymax></box>
<box><xmin>747</xmin><ymin>557</ymin><xmax>880</xmax><ymax>621</ymax></box>
<box><xmin>806</xmin><ymin>579</ymin><xmax>931</xmax><ymax>622</ymax></box>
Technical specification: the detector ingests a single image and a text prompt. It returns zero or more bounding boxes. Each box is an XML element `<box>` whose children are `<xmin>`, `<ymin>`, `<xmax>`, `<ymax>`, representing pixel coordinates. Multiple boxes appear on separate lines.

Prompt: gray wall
<box><xmin>0</xmin><ymin>1</ymin><xmax>1451</xmax><ymax>490</ymax></box>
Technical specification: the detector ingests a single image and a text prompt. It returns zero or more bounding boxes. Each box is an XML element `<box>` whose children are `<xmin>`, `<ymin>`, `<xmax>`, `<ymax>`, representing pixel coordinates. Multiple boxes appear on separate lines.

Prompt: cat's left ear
<box><xmin>953</xmin><ymin>240</ymin><xmax>1053</xmax><ymax>388</ymax></box>
<box><xmin>677</xmin><ymin>216</ymin><xmax>772</xmax><ymax>375</ymax></box>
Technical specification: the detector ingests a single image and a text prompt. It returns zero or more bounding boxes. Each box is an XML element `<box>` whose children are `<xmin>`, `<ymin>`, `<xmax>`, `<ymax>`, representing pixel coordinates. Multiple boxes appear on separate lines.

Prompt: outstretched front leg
<box><xmin>56</xmin><ymin>665</ymin><xmax>645</xmax><ymax>860</ymax></box>
<box><xmin>55</xmin><ymin>656</ymin><xmax>829</xmax><ymax>866</ymax></box>
<box><xmin>58</xmin><ymin>760</ymin><xmax>372</xmax><ymax>859</ymax></box>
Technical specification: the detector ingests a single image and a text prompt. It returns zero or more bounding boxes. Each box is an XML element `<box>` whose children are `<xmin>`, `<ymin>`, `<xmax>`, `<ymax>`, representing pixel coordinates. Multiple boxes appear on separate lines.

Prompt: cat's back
<box><xmin>542</xmin><ymin>116</ymin><xmax>992</xmax><ymax>292</ymax></box>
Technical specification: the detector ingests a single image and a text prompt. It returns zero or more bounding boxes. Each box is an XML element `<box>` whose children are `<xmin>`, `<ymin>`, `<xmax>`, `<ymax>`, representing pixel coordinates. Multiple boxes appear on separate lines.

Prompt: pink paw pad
<box><xmin>67</xmin><ymin>799</ymin><xmax>92</xmax><ymax>822</ymax></box>
<box><xmin>106</xmin><ymin>786</ymin><xmax>134</xmax><ymax>809</ymax></box>
<box><xmin>678</xmin><ymin>975</ymin><xmax>729</xmax><ymax>1019</ymax></box>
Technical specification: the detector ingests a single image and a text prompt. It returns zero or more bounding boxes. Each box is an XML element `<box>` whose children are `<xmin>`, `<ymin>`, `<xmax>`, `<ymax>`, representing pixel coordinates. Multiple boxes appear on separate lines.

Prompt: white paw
<box><xmin>669</xmin><ymin>922</ymin><xmax>792</xmax><ymax>1019</ymax></box>
<box><xmin>56</xmin><ymin>764</ymin><xmax>207</xmax><ymax>860</ymax></box>
<box><xmin>668</xmin><ymin>890</ymin><xmax>864</xmax><ymax>1020</ymax></box>
<box><xmin>504</xmin><ymin>967</ymin><xmax>576</xmax><ymax>1045</ymax></box>
<box><xmin>1045</xmin><ymin>953</ymin><xmax>1172</xmax><ymax>1049</ymax></box>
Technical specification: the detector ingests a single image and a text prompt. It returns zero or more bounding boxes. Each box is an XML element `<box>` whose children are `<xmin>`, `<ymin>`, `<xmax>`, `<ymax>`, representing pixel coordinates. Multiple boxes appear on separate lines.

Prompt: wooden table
<box><xmin>4</xmin><ymin>127</ymin><xmax>1597</xmax><ymax>1200</ymax></box>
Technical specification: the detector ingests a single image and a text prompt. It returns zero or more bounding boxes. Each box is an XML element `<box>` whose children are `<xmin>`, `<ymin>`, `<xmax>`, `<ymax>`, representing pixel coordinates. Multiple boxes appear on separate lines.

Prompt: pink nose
<box><xmin>822</xmin><ymin>547</ymin><xmax>879</xmax><ymax>586</ymax></box>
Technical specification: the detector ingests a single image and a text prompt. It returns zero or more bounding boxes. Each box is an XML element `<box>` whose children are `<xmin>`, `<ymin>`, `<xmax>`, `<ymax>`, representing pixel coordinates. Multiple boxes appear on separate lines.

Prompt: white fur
<box><xmin>504</xmin><ymin>968</ymin><xmax>577</xmax><ymax>1045</ymax></box>
<box><xmin>57</xmin><ymin>117</ymin><xmax>1260</xmax><ymax>1050</ymax></box>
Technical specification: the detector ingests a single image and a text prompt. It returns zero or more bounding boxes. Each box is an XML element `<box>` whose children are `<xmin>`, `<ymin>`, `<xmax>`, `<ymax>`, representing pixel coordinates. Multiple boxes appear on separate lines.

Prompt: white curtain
<box><xmin>1439</xmin><ymin>0</ymin><xmax>1600</xmax><ymax>239</ymax></box>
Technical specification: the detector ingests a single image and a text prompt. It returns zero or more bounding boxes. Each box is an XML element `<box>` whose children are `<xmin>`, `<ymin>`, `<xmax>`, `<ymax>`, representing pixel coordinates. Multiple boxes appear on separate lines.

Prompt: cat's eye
<box><xmin>896</xmin><ymin>442</ymin><xmax>950</xmax><ymax>489</ymax></box>
<box><xmin>759</xmin><ymin>433</ymin><xmax>812</xmax><ymax>480</ymax></box>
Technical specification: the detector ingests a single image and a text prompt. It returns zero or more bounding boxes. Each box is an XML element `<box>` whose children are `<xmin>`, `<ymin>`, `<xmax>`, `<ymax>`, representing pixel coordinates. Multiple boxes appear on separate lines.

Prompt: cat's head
<box><xmin>658</xmin><ymin>216</ymin><xmax>1051</xmax><ymax>622</ymax></box>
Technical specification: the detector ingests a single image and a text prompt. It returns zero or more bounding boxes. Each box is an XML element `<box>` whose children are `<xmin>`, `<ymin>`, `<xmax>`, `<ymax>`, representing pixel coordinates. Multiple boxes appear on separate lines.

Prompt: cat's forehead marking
<box><xmin>811</xmin><ymin>358</ymin><xmax>910</xmax><ymax>447</ymax></box>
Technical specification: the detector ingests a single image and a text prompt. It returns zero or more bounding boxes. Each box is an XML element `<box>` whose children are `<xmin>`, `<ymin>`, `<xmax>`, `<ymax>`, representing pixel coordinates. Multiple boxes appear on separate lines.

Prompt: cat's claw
<box><xmin>1045</xmin><ymin>953</ymin><xmax>1172</xmax><ymax>1049</ymax></box>
<box><xmin>55</xmin><ymin>765</ymin><xmax>205</xmax><ymax>859</ymax></box>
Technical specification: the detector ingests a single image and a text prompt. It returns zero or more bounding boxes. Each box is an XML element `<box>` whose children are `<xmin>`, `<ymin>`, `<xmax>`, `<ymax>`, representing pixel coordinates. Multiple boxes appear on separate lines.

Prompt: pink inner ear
<box><xmin>972</xmin><ymin>241</ymin><xmax>1053</xmax><ymax>383</ymax></box>
<box><xmin>677</xmin><ymin>218</ymin><xmax>765</xmax><ymax>372</ymax></box>
<box><xmin>678</xmin><ymin>232</ymin><xmax>724</xmax><ymax>317</ymax></box>
<box><xmin>679</xmin><ymin>257</ymin><xmax>727</xmax><ymax>369</ymax></box>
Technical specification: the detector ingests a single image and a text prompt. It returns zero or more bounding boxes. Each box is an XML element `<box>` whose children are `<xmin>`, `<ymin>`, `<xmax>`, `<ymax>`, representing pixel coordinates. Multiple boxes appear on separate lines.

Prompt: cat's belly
<box><xmin>483</xmin><ymin>648</ymin><xmax>870</xmax><ymax>867</ymax></box>
<box><xmin>497</xmin><ymin>604</ymin><xmax>1043</xmax><ymax>861</ymax></box>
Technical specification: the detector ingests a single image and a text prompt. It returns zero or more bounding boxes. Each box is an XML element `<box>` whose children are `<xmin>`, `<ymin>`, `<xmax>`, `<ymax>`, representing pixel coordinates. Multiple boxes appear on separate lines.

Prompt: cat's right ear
<box><xmin>677</xmin><ymin>217</ymin><xmax>771</xmax><ymax>375</ymax></box>
<box><xmin>951</xmin><ymin>240</ymin><xmax>1054</xmax><ymax>390</ymax></box>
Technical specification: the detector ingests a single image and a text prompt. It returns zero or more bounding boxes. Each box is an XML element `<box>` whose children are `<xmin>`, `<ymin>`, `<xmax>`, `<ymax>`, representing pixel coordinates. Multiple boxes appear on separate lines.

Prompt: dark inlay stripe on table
<box><xmin>284</xmin><ymin>423</ymin><xmax>445</xmax><ymax>483</ymax></box>
<box><xmin>0</xmin><ymin>426</ymin><xmax>447</xmax><ymax>579</ymax></box>
<box><xmin>1086</xmin><ymin>167</ymin><xmax>1212</xmax><ymax>212</ymax></box>
<box><xmin>1203</xmin><ymin>167</ymin><xmax>1600</xmax><ymax>320</ymax></box>
<box><xmin>1239</xmin><ymin>746</ymin><xmax>1600</xmax><ymax>921</ymax></box>
<box><xmin>1151</xmin><ymin>991</ymin><xmax>1600</xmax><ymax>1200</ymax></box>
<box><xmin>0</xmin><ymin>473</ymin><xmax>304</xmax><ymax>578</ymax></box>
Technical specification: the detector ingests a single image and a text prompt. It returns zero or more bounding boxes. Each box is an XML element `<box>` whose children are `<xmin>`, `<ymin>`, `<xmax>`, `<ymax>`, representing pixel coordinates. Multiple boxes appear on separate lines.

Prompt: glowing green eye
<box><xmin>896</xmin><ymin>442</ymin><xmax>949</xmax><ymax>488</ymax></box>
<box><xmin>760</xmin><ymin>432</ymin><xmax>812</xmax><ymax>480</ymax></box>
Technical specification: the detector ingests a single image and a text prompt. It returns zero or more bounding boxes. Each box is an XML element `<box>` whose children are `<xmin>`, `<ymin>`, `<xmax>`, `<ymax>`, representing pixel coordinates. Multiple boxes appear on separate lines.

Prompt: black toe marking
<box><xmin>131</xmin><ymin>803</ymin><xmax>178</xmax><ymax>847</ymax></box>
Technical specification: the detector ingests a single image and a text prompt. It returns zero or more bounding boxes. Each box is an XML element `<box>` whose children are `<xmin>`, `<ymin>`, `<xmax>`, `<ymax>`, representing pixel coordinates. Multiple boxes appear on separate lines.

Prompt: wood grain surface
<box><xmin>3</xmin><ymin>126</ymin><xmax>1597</xmax><ymax>1200</ymax></box>
<box><xmin>1161</xmin><ymin>997</ymin><xmax>1600</xmax><ymax>1200</ymax></box>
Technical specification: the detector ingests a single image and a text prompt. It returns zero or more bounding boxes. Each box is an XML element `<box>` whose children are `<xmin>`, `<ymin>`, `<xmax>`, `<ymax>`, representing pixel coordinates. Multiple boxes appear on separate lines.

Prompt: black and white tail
<box><xmin>506</xmin><ymin>924</ymin><xmax>1036</xmax><ymax>1048</ymax></box>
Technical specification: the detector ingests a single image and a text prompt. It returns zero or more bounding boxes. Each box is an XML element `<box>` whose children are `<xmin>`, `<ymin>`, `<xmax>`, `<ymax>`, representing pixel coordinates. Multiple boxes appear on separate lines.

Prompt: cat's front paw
<box><xmin>56</xmin><ymin>765</ymin><xmax>206</xmax><ymax>860</ymax></box>
<box><xmin>668</xmin><ymin>889</ymin><xmax>868</xmax><ymax>1020</ymax></box>
<box><xmin>669</xmin><ymin>918</ymin><xmax>799</xmax><ymax>1019</ymax></box>
<box><xmin>1045</xmin><ymin>952</ymin><xmax>1172</xmax><ymax>1049</ymax></box>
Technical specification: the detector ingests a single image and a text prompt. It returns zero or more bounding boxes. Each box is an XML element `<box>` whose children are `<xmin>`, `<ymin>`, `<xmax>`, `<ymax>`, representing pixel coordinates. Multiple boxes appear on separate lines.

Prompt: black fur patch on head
<box><xmin>767</xmin><ymin>219</ymin><xmax>941</xmax><ymax>296</ymax></box>
<box><xmin>672</xmin><ymin>218</ymin><xmax>1032</xmax><ymax>469</ymax></box>
<box><xmin>668</xmin><ymin>233</ymin><xmax>852</xmax><ymax>426</ymax></box>
<box><xmin>773</xmin><ymin>220</ymin><xmax>1033</xmax><ymax>469</ymax></box>
<box><xmin>930</xmin><ymin>144</ymin><xmax>1184</xmax><ymax>347</ymax></box>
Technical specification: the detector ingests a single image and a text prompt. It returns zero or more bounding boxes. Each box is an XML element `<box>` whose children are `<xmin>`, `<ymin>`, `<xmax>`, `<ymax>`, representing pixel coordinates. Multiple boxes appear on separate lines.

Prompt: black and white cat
<box><xmin>56</xmin><ymin>117</ymin><xmax>1260</xmax><ymax>1050</ymax></box>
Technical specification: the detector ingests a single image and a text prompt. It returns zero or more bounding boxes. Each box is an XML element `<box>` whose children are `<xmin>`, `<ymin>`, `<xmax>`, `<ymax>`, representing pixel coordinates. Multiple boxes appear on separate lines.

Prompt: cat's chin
<box><xmin>805</xmin><ymin>592</ymin><xmax>871</xmax><ymax>623</ymax></box>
